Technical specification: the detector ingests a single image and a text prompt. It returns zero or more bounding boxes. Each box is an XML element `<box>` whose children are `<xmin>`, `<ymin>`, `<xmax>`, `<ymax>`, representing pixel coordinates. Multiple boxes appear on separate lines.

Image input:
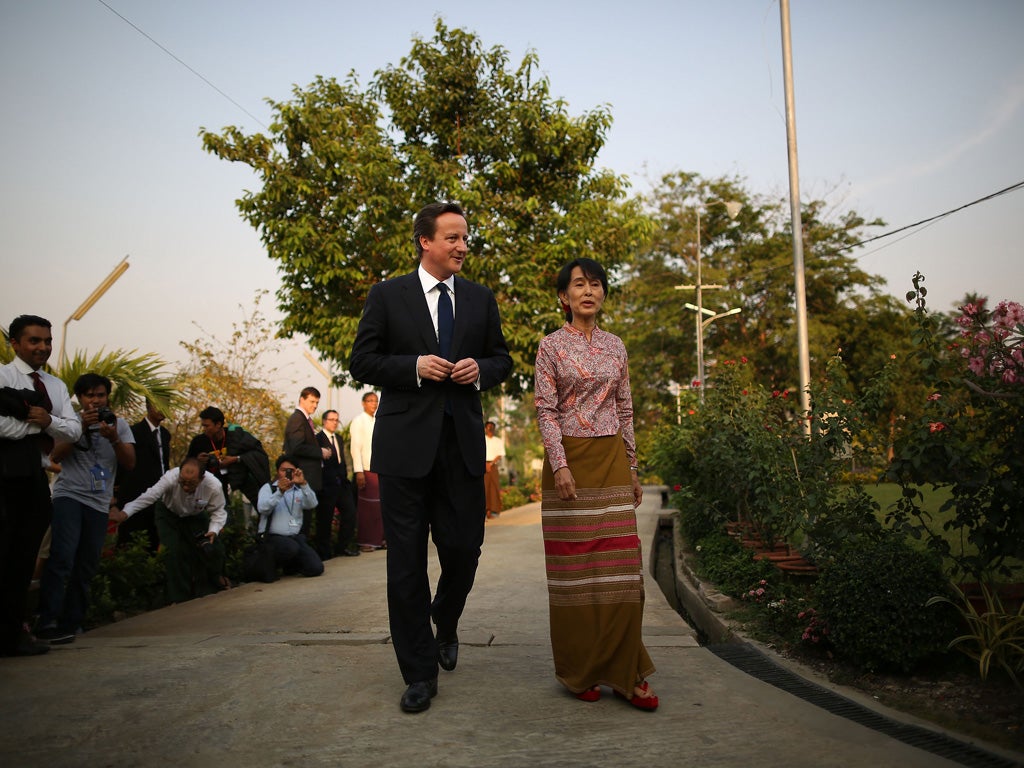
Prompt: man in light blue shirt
<box><xmin>256</xmin><ymin>455</ymin><xmax>323</xmax><ymax>578</ymax></box>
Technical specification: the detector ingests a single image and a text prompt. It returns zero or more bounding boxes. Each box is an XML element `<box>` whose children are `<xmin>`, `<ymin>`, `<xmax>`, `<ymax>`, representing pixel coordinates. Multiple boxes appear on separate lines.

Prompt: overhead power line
<box><xmin>96</xmin><ymin>0</ymin><xmax>268</xmax><ymax>129</ymax></box>
<box><xmin>836</xmin><ymin>178</ymin><xmax>1024</xmax><ymax>256</ymax></box>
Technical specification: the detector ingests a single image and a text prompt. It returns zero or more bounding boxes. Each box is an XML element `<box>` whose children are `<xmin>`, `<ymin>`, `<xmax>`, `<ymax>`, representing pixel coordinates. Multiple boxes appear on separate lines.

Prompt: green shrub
<box><xmin>739</xmin><ymin>576</ymin><xmax>816</xmax><ymax>644</ymax></box>
<box><xmin>815</xmin><ymin>536</ymin><xmax>958</xmax><ymax>672</ymax></box>
<box><xmin>86</xmin><ymin>532</ymin><xmax>165</xmax><ymax>628</ymax></box>
<box><xmin>501</xmin><ymin>485</ymin><xmax>528</xmax><ymax>509</ymax></box>
<box><xmin>675</xmin><ymin>497</ymin><xmax>720</xmax><ymax>543</ymax></box>
<box><xmin>693</xmin><ymin>531</ymin><xmax>774</xmax><ymax>598</ymax></box>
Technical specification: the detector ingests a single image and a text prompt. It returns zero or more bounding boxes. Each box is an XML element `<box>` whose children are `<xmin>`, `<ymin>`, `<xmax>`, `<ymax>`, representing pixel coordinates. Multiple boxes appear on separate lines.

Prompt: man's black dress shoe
<box><xmin>336</xmin><ymin>547</ymin><xmax>361</xmax><ymax>557</ymax></box>
<box><xmin>437</xmin><ymin>632</ymin><xmax>459</xmax><ymax>671</ymax></box>
<box><xmin>9</xmin><ymin>631</ymin><xmax>50</xmax><ymax>656</ymax></box>
<box><xmin>400</xmin><ymin>678</ymin><xmax>438</xmax><ymax>713</ymax></box>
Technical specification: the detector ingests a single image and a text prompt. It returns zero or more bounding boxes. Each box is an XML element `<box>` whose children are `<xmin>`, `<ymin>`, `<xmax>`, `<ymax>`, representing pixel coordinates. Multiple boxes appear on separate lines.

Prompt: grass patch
<box><xmin>865</xmin><ymin>482</ymin><xmax>1023</xmax><ymax>580</ymax></box>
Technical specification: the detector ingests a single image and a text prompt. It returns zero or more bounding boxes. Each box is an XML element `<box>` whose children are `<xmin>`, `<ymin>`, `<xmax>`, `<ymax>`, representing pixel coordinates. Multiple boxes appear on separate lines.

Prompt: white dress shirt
<box><xmin>0</xmin><ymin>357</ymin><xmax>82</xmax><ymax>447</ymax></box>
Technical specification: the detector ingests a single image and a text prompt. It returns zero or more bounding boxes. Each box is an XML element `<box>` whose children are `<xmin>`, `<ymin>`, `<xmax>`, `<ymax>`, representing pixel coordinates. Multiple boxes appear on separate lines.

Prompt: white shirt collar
<box><xmin>418</xmin><ymin>264</ymin><xmax>454</xmax><ymax>295</ymax></box>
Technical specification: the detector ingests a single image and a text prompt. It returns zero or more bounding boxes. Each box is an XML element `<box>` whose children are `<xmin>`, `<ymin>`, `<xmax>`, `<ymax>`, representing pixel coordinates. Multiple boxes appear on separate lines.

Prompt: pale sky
<box><xmin>2</xmin><ymin>0</ymin><xmax>1022</xmax><ymax>421</ymax></box>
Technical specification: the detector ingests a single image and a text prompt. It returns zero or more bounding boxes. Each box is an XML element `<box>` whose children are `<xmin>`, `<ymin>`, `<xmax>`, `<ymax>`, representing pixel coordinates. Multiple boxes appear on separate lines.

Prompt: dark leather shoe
<box><xmin>13</xmin><ymin>631</ymin><xmax>50</xmax><ymax>656</ymax></box>
<box><xmin>337</xmin><ymin>546</ymin><xmax>361</xmax><ymax>557</ymax></box>
<box><xmin>437</xmin><ymin>633</ymin><xmax>459</xmax><ymax>671</ymax></box>
<box><xmin>400</xmin><ymin>678</ymin><xmax>438</xmax><ymax>713</ymax></box>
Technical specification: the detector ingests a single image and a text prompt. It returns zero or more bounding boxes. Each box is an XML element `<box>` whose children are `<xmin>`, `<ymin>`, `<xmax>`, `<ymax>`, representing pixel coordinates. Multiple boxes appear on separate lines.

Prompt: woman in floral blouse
<box><xmin>533</xmin><ymin>257</ymin><xmax>658</xmax><ymax>711</ymax></box>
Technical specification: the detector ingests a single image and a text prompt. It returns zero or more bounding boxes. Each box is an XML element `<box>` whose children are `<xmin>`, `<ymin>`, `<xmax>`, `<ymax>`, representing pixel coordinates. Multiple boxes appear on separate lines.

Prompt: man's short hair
<box><xmin>322</xmin><ymin>409</ymin><xmax>338</xmax><ymax>420</ymax></box>
<box><xmin>179</xmin><ymin>456</ymin><xmax>206</xmax><ymax>477</ymax></box>
<box><xmin>300</xmin><ymin>386</ymin><xmax>321</xmax><ymax>400</ymax></box>
<box><xmin>413</xmin><ymin>202</ymin><xmax>466</xmax><ymax>258</ymax></box>
<box><xmin>73</xmin><ymin>372</ymin><xmax>112</xmax><ymax>397</ymax></box>
<box><xmin>361</xmin><ymin>391</ymin><xmax>377</xmax><ymax>402</ymax></box>
<box><xmin>199</xmin><ymin>406</ymin><xmax>225</xmax><ymax>425</ymax></box>
<box><xmin>8</xmin><ymin>315</ymin><xmax>51</xmax><ymax>342</ymax></box>
<box><xmin>275</xmin><ymin>454</ymin><xmax>297</xmax><ymax>470</ymax></box>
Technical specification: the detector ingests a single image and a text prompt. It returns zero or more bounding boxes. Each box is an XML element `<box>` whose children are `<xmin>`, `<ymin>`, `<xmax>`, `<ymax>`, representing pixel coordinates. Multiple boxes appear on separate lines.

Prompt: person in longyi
<box><xmin>534</xmin><ymin>257</ymin><xmax>658</xmax><ymax>711</ymax></box>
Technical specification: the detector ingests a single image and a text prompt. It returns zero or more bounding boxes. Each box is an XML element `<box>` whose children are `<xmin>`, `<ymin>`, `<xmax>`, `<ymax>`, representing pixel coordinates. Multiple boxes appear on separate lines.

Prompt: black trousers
<box><xmin>312</xmin><ymin>482</ymin><xmax>357</xmax><ymax>555</ymax></box>
<box><xmin>379</xmin><ymin>417</ymin><xmax>486</xmax><ymax>684</ymax></box>
<box><xmin>0</xmin><ymin>470</ymin><xmax>51</xmax><ymax>652</ymax></box>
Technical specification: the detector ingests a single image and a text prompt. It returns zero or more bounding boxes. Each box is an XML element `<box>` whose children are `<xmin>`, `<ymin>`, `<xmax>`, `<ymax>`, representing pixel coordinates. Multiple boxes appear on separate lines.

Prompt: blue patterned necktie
<box><xmin>437</xmin><ymin>282</ymin><xmax>454</xmax><ymax>360</ymax></box>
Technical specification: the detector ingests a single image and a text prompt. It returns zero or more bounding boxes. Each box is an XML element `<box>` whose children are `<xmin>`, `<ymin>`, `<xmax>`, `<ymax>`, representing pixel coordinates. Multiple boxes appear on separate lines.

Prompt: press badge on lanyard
<box><xmin>90</xmin><ymin>463</ymin><xmax>113</xmax><ymax>493</ymax></box>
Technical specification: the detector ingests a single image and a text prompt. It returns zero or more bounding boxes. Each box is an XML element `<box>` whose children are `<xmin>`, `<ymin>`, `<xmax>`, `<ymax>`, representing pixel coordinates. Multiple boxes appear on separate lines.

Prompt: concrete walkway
<box><xmin>0</xmin><ymin>489</ymin><xmax>1011</xmax><ymax>767</ymax></box>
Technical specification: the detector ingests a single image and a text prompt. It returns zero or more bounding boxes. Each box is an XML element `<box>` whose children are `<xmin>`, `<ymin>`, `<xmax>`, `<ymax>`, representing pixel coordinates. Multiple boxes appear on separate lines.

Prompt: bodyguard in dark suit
<box><xmin>116</xmin><ymin>400</ymin><xmax>171</xmax><ymax>552</ymax></box>
<box><xmin>314</xmin><ymin>410</ymin><xmax>358</xmax><ymax>558</ymax></box>
<box><xmin>283</xmin><ymin>387</ymin><xmax>329</xmax><ymax>536</ymax></box>
<box><xmin>349</xmin><ymin>202</ymin><xmax>512</xmax><ymax>713</ymax></box>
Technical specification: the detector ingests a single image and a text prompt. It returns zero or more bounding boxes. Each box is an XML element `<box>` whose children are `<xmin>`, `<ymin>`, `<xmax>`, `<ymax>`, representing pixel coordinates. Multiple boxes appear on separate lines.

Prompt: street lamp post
<box><xmin>60</xmin><ymin>255</ymin><xmax>130</xmax><ymax>366</ymax></box>
<box><xmin>303</xmin><ymin>350</ymin><xmax>334</xmax><ymax>410</ymax></box>
<box><xmin>676</xmin><ymin>200</ymin><xmax>742</xmax><ymax>401</ymax></box>
<box><xmin>683</xmin><ymin>303</ymin><xmax>742</xmax><ymax>399</ymax></box>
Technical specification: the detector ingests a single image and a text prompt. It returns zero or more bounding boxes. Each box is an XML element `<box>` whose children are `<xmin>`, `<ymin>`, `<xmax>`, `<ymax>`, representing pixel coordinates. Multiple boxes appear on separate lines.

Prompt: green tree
<box><xmin>200</xmin><ymin>20</ymin><xmax>650</xmax><ymax>397</ymax></box>
<box><xmin>613</xmin><ymin>171</ymin><xmax>919</xmax><ymax>444</ymax></box>
<box><xmin>168</xmin><ymin>292</ymin><xmax>289</xmax><ymax>463</ymax></box>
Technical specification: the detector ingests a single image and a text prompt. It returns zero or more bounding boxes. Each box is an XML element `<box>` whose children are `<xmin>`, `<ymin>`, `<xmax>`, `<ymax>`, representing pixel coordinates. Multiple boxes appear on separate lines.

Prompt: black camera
<box><xmin>283</xmin><ymin>468</ymin><xmax>294</xmax><ymax>480</ymax></box>
<box><xmin>96</xmin><ymin>406</ymin><xmax>117</xmax><ymax>426</ymax></box>
<box><xmin>194</xmin><ymin>531</ymin><xmax>214</xmax><ymax>556</ymax></box>
<box><xmin>205</xmin><ymin>454</ymin><xmax>221</xmax><ymax>471</ymax></box>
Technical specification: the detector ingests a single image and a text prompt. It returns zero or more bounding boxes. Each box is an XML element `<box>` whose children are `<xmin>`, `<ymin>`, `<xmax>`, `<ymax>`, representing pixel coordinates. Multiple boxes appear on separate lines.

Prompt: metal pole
<box><xmin>780</xmin><ymin>0</ymin><xmax>812</xmax><ymax>436</ymax></box>
<box><xmin>60</xmin><ymin>255</ymin><xmax>130</xmax><ymax>366</ymax></box>
<box><xmin>695</xmin><ymin>208</ymin><xmax>705</xmax><ymax>402</ymax></box>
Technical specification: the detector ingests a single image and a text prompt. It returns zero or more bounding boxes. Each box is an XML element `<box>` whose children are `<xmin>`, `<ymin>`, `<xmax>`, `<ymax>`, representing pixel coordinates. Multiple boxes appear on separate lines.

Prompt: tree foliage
<box><xmin>168</xmin><ymin>292</ymin><xmax>289</xmax><ymax>463</ymax></box>
<box><xmin>201</xmin><ymin>20</ymin><xmax>650</xmax><ymax>397</ymax></box>
<box><xmin>611</xmin><ymin>171</ymin><xmax>923</xmax><ymax>442</ymax></box>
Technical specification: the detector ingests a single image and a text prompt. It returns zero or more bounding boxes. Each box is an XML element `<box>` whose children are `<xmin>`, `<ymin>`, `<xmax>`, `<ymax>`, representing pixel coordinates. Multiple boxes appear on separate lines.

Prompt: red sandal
<box><xmin>575</xmin><ymin>686</ymin><xmax>601</xmax><ymax>702</ymax></box>
<box><xmin>615</xmin><ymin>680</ymin><xmax>659</xmax><ymax>711</ymax></box>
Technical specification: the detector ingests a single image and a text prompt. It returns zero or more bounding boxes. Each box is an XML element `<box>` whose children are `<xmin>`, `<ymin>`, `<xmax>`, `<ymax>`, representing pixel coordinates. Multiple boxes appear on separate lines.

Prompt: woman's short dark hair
<box><xmin>556</xmin><ymin>258</ymin><xmax>608</xmax><ymax>322</ymax></box>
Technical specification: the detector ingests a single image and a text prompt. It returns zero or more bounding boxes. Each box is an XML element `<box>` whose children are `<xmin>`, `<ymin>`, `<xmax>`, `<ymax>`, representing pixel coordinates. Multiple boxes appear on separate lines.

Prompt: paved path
<box><xmin>0</xmin><ymin>490</ymin><xmax>1006</xmax><ymax>767</ymax></box>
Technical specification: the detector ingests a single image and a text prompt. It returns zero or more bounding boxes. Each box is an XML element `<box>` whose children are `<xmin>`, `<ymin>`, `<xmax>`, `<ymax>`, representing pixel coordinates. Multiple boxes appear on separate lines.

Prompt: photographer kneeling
<box><xmin>111</xmin><ymin>457</ymin><xmax>227</xmax><ymax>604</ymax></box>
<box><xmin>255</xmin><ymin>456</ymin><xmax>323</xmax><ymax>578</ymax></box>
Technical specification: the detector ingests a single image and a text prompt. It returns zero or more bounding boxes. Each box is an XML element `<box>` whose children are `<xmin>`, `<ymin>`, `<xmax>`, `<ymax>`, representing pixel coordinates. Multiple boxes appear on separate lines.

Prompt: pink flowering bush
<box><xmin>957</xmin><ymin>298</ymin><xmax>1024</xmax><ymax>385</ymax></box>
<box><xmin>886</xmin><ymin>273</ymin><xmax>1024</xmax><ymax>579</ymax></box>
<box><xmin>798</xmin><ymin>608</ymin><xmax>829</xmax><ymax>646</ymax></box>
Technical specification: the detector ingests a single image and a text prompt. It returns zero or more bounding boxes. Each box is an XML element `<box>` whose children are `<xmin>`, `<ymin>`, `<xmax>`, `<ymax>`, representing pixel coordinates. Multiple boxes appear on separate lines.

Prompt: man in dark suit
<box><xmin>283</xmin><ymin>387</ymin><xmax>328</xmax><ymax>538</ymax></box>
<box><xmin>314</xmin><ymin>409</ymin><xmax>359</xmax><ymax>558</ymax></box>
<box><xmin>116</xmin><ymin>400</ymin><xmax>171</xmax><ymax>552</ymax></box>
<box><xmin>349</xmin><ymin>202</ymin><xmax>512</xmax><ymax>713</ymax></box>
<box><xmin>186</xmin><ymin>407</ymin><xmax>269</xmax><ymax>508</ymax></box>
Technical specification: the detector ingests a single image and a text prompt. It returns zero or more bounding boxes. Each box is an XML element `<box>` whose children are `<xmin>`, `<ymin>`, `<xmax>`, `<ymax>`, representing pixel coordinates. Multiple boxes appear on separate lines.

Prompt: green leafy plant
<box><xmin>87</xmin><ymin>532</ymin><xmax>165</xmax><ymax>627</ymax></box>
<box><xmin>886</xmin><ymin>274</ymin><xmax>1024</xmax><ymax>580</ymax></box>
<box><xmin>691</xmin><ymin>529</ymin><xmax>774</xmax><ymax>598</ymax></box>
<box><xmin>500</xmin><ymin>485</ymin><xmax>528</xmax><ymax>509</ymax></box>
<box><xmin>927</xmin><ymin>582</ymin><xmax>1024</xmax><ymax>688</ymax></box>
<box><xmin>651</xmin><ymin>354</ymin><xmax>892</xmax><ymax>560</ymax></box>
<box><xmin>815</xmin><ymin>537</ymin><xmax>958</xmax><ymax>672</ymax></box>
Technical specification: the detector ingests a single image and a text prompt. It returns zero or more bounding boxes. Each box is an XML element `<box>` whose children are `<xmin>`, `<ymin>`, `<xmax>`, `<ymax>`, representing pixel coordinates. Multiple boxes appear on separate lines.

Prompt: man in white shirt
<box><xmin>349</xmin><ymin>392</ymin><xmax>384</xmax><ymax>551</ymax></box>
<box><xmin>111</xmin><ymin>457</ymin><xmax>227</xmax><ymax>604</ymax></box>
<box><xmin>0</xmin><ymin>315</ymin><xmax>81</xmax><ymax>656</ymax></box>
<box><xmin>349</xmin><ymin>392</ymin><xmax>377</xmax><ymax>490</ymax></box>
